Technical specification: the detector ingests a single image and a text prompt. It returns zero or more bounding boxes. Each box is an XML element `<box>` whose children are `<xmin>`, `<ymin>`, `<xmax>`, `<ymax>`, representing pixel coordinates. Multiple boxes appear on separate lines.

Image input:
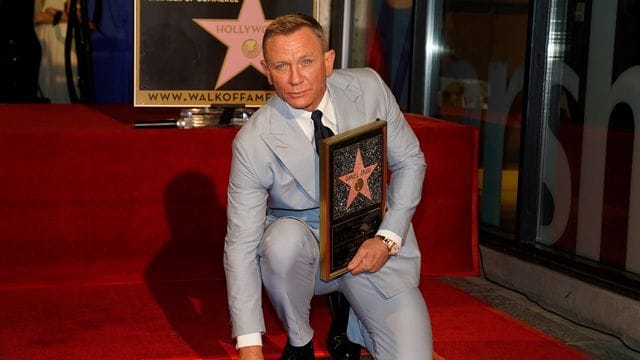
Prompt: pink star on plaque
<box><xmin>193</xmin><ymin>0</ymin><xmax>271</xmax><ymax>89</ymax></box>
<box><xmin>338</xmin><ymin>148</ymin><xmax>379</xmax><ymax>209</ymax></box>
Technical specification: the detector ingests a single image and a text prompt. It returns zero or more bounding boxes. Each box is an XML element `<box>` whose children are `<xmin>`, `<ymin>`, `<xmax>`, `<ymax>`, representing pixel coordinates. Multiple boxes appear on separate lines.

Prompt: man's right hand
<box><xmin>347</xmin><ymin>237</ymin><xmax>391</xmax><ymax>275</ymax></box>
<box><xmin>238</xmin><ymin>345</ymin><xmax>264</xmax><ymax>360</ymax></box>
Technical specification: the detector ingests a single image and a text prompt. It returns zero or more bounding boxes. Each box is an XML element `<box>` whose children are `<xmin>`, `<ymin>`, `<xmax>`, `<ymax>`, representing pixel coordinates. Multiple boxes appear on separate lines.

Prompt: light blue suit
<box><xmin>224</xmin><ymin>68</ymin><xmax>432</xmax><ymax>359</ymax></box>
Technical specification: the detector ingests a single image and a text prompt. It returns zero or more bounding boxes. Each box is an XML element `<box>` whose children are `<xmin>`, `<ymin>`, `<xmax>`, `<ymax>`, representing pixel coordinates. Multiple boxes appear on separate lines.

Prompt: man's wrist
<box><xmin>376</xmin><ymin>235</ymin><xmax>399</xmax><ymax>255</ymax></box>
<box><xmin>238</xmin><ymin>345</ymin><xmax>263</xmax><ymax>359</ymax></box>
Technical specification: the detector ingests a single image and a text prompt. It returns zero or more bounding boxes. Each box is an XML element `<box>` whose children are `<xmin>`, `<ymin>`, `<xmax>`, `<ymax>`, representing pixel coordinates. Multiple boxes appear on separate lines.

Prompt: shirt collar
<box><xmin>287</xmin><ymin>90</ymin><xmax>330</xmax><ymax>119</ymax></box>
<box><xmin>285</xmin><ymin>90</ymin><xmax>336</xmax><ymax>139</ymax></box>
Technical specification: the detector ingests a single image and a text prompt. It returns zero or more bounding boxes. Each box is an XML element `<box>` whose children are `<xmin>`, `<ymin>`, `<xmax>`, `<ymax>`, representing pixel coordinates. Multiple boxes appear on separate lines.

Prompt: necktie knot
<box><xmin>311</xmin><ymin>110</ymin><xmax>323</xmax><ymax>126</ymax></box>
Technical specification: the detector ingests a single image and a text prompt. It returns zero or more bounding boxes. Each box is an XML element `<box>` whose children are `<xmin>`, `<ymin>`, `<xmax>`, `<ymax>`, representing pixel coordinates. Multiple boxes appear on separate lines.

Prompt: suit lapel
<box><xmin>260</xmin><ymin>98</ymin><xmax>318</xmax><ymax>200</ymax></box>
<box><xmin>259</xmin><ymin>71</ymin><xmax>366</xmax><ymax>202</ymax></box>
<box><xmin>328</xmin><ymin>71</ymin><xmax>365</xmax><ymax>133</ymax></box>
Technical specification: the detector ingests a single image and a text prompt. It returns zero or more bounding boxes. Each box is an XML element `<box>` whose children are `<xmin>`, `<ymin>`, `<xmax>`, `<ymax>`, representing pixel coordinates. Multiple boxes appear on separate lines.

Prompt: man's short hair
<box><xmin>262</xmin><ymin>13</ymin><xmax>328</xmax><ymax>56</ymax></box>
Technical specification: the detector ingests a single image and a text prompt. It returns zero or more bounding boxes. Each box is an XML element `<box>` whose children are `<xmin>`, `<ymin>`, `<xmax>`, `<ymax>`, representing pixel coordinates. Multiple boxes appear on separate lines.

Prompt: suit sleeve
<box><xmin>368</xmin><ymin>68</ymin><xmax>426</xmax><ymax>244</ymax></box>
<box><xmin>224</xmin><ymin>136</ymin><xmax>268</xmax><ymax>338</ymax></box>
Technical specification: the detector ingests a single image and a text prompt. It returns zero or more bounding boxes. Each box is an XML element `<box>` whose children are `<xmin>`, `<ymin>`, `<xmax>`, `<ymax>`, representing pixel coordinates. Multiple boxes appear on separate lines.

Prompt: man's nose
<box><xmin>289</xmin><ymin>65</ymin><xmax>302</xmax><ymax>85</ymax></box>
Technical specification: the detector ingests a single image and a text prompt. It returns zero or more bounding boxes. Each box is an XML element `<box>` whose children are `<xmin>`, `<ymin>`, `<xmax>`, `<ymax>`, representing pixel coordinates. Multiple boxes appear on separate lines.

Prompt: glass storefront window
<box><xmin>535</xmin><ymin>0</ymin><xmax>640</xmax><ymax>276</ymax></box>
<box><xmin>345</xmin><ymin>1</ymin><xmax>529</xmax><ymax>237</ymax></box>
<box><xmin>437</xmin><ymin>0</ymin><xmax>529</xmax><ymax>236</ymax></box>
<box><xmin>341</xmin><ymin>0</ymin><xmax>639</xmax><ymax>288</ymax></box>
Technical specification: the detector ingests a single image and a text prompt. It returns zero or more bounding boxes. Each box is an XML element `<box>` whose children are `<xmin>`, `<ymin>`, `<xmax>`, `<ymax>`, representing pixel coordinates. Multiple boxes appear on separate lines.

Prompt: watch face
<box><xmin>380</xmin><ymin>237</ymin><xmax>399</xmax><ymax>255</ymax></box>
<box><xmin>381</xmin><ymin>238</ymin><xmax>393</xmax><ymax>250</ymax></box>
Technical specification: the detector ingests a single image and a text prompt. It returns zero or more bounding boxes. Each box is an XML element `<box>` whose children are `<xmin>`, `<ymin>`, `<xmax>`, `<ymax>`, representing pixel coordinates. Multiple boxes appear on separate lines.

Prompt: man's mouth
<box><xmin>288</xmin><ymin>90</ymin><xmax>307</xmax><ymax>98</ymax></box>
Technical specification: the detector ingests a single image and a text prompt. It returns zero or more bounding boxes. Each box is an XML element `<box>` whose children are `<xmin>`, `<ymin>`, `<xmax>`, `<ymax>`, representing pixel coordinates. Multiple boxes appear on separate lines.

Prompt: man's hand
<box><xmin>347</xmin><ymin>237</ymin><xmax>390</xmax><ymax>275</ymax></box>
<box><xmin>238</xmin><ymin>345</ymin><xmax>264</xmax><ymax>360</ymax></box>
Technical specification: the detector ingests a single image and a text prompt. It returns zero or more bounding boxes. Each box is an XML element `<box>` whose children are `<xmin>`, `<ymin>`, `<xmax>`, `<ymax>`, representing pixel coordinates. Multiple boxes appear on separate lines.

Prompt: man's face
<box><xmin>261</xmin><ymin>27</ymin><xmax>335</xmax><ymax>112</ymax></box>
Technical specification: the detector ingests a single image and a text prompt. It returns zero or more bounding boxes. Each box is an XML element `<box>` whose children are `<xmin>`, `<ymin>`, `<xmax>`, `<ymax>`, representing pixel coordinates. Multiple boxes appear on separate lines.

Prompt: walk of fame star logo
<box><xmin>338</xmin><ymin>147</ymin><xmax>379</xmax><ymax>209</ymax></box>
<box><xmin>193</xmin><ymin>0</ymin><xmax>271</xmax><ymax>89</ymax></box>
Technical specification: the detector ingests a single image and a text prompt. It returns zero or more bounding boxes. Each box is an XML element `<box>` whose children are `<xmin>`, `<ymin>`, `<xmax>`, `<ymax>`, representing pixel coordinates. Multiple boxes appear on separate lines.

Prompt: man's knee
<box><xmin>346</xmin><ymin>286</ymin><xmax>432</xmax><ymax>359</ymax></box>
<box><xmin>260</xmin><ymin>218</ymin><xmax>317</xmax><ymax>271</ymax></box>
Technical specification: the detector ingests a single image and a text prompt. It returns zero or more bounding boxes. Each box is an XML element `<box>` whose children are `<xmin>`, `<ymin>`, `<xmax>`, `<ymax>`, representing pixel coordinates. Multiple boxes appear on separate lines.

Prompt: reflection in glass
<box><xmin>536</xmin><ymin>0</ymin><xmax>640</xmax><ymax>276</ymax></box>
<box><xmin>437</xmin><ymin>1</ymin><xmax>529</xmax><ymax>236</ymax></box>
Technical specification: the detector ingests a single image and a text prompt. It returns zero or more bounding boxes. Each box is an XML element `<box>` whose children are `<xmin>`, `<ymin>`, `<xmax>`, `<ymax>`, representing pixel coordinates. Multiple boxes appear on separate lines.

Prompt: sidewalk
<box><xmin>439</xmin><ymin>276</ymin><xmax>640</xmax><ymax>360</ymax></box>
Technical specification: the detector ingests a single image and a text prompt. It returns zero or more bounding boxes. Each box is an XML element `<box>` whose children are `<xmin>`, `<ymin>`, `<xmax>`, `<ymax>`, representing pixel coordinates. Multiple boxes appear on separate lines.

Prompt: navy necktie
<box><xmin>312</xmin><ymin>110</ymin><xmax>334</xmax><ymax>154</ymax></box>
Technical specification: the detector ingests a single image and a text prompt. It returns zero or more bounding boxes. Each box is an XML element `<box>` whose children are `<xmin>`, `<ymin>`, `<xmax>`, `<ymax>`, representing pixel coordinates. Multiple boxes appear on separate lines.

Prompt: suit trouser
<box><xmin>259</xmin><ymin>217</ymin><xmax>433</xmax><ymax>360</ymax></box>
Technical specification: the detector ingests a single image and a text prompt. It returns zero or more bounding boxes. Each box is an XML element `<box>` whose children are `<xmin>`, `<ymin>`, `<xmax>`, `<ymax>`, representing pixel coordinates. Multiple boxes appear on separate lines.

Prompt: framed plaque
<box><xmin>319</xmin><ymin>120</ymin><xmax>387</xmax><ymax>281</ymax></box>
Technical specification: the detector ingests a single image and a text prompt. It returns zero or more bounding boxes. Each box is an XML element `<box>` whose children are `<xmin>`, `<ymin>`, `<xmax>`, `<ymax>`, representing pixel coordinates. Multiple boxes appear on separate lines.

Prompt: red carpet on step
<box><xmin>1</xmin><ymin>277</ymin><xmax>590</xmax><ymax>359</ymax></box>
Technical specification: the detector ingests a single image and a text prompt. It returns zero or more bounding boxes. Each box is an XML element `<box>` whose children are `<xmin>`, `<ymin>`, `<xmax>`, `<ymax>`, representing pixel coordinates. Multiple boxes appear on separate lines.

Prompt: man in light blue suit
<box><xmin>224</xmin><ymin>13</ymin><xmax>432</xmax><ymax>360</ymax></box>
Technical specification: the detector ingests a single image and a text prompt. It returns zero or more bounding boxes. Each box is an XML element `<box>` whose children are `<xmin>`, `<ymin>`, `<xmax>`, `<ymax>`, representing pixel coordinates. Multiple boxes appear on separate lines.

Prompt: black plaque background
<box><xmin>136</xmin><ymin>1</ymin><xmax>312</xmax><ymax>91</ymax></box>
<box><xmin>320</xmin><ymin>121</ymin><xmax>387</xmax><ymax>281</ymax></box>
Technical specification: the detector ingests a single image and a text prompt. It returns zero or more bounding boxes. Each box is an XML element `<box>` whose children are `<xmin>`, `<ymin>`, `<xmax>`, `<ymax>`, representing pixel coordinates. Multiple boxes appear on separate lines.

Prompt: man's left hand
<box><xmin>347</xmin><ymin>238</ymin><xmax>390</xmax><ymax>275</ymax></box>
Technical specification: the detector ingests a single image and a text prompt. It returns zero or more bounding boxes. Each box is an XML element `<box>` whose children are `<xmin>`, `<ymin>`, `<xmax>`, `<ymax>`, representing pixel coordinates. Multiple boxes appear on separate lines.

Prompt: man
<box><xmin>224</xmin><ymin>13</ymin><xmax>432</xmax><ymax>360</ymax></box>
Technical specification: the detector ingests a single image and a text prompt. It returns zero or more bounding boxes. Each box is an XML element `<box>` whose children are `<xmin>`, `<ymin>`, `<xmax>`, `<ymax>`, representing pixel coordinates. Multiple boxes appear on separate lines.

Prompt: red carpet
<box><xmin>0</xmin><ymin>277</ymin><xmax>590</xmax><ymax>359</ymax></box>
<box><xmin>0</xmin><ymin>106</ymin><xmax>588</xmax><ymax>358</ymax></box>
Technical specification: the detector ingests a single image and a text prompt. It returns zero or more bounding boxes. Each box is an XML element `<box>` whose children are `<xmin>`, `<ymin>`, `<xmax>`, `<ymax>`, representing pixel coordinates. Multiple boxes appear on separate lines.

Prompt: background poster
<box><xmin>134</xmin><ymin>0</ymin><xmax>313</xmax><ymax>106</ymax></box>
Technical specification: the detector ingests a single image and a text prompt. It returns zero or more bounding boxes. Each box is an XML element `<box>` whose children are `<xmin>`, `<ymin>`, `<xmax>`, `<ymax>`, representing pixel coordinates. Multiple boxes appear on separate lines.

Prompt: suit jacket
<box><xmin>224</xmin><ymin>68</ymin><xmax>426</xmax><ymax>338</ymax></box>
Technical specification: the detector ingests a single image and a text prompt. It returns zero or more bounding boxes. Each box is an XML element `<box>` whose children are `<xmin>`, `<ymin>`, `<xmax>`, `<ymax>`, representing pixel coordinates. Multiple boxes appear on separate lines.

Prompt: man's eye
<box><xmin>301</xmin><ymin>59</ymin><xmax>312</xmax><ymax>66</ymax></box>
<box><xmin>275</xmin><ymin>63</ymin><xmax>288</xmax><ymax>71</ymax></box>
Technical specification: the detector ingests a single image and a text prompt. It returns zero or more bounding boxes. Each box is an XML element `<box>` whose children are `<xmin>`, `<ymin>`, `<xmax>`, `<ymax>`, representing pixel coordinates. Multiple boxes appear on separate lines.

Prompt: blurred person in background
<box><xmin>34</xmin><ymin>0</ymin><xmax>79</xmax><ymax>103</ymax></box>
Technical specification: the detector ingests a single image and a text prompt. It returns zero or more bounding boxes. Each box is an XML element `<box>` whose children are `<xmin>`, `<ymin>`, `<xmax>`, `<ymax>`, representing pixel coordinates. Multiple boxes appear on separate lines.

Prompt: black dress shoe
<box><xmin>281</xmin><ymin>340</ymin><xmax>314</xmax><ymax>360</ymax></box>
<box><xmin>327</xmin><ymin>292</ymin><xmax>361</xmax><ymax>359</ymax></box>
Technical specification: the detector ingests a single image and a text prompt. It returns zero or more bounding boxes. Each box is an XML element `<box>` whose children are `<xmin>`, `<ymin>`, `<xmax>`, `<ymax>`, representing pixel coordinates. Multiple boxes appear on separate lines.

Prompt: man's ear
<box><xmin>261</xmin><ymin>60</ymin><xmax>273</xmax><ymax>85</ymax></box>
<box><xmin>324</xmin><ymin>49</ymin><xmax>336</xmax><ymax>77</ymax></box>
